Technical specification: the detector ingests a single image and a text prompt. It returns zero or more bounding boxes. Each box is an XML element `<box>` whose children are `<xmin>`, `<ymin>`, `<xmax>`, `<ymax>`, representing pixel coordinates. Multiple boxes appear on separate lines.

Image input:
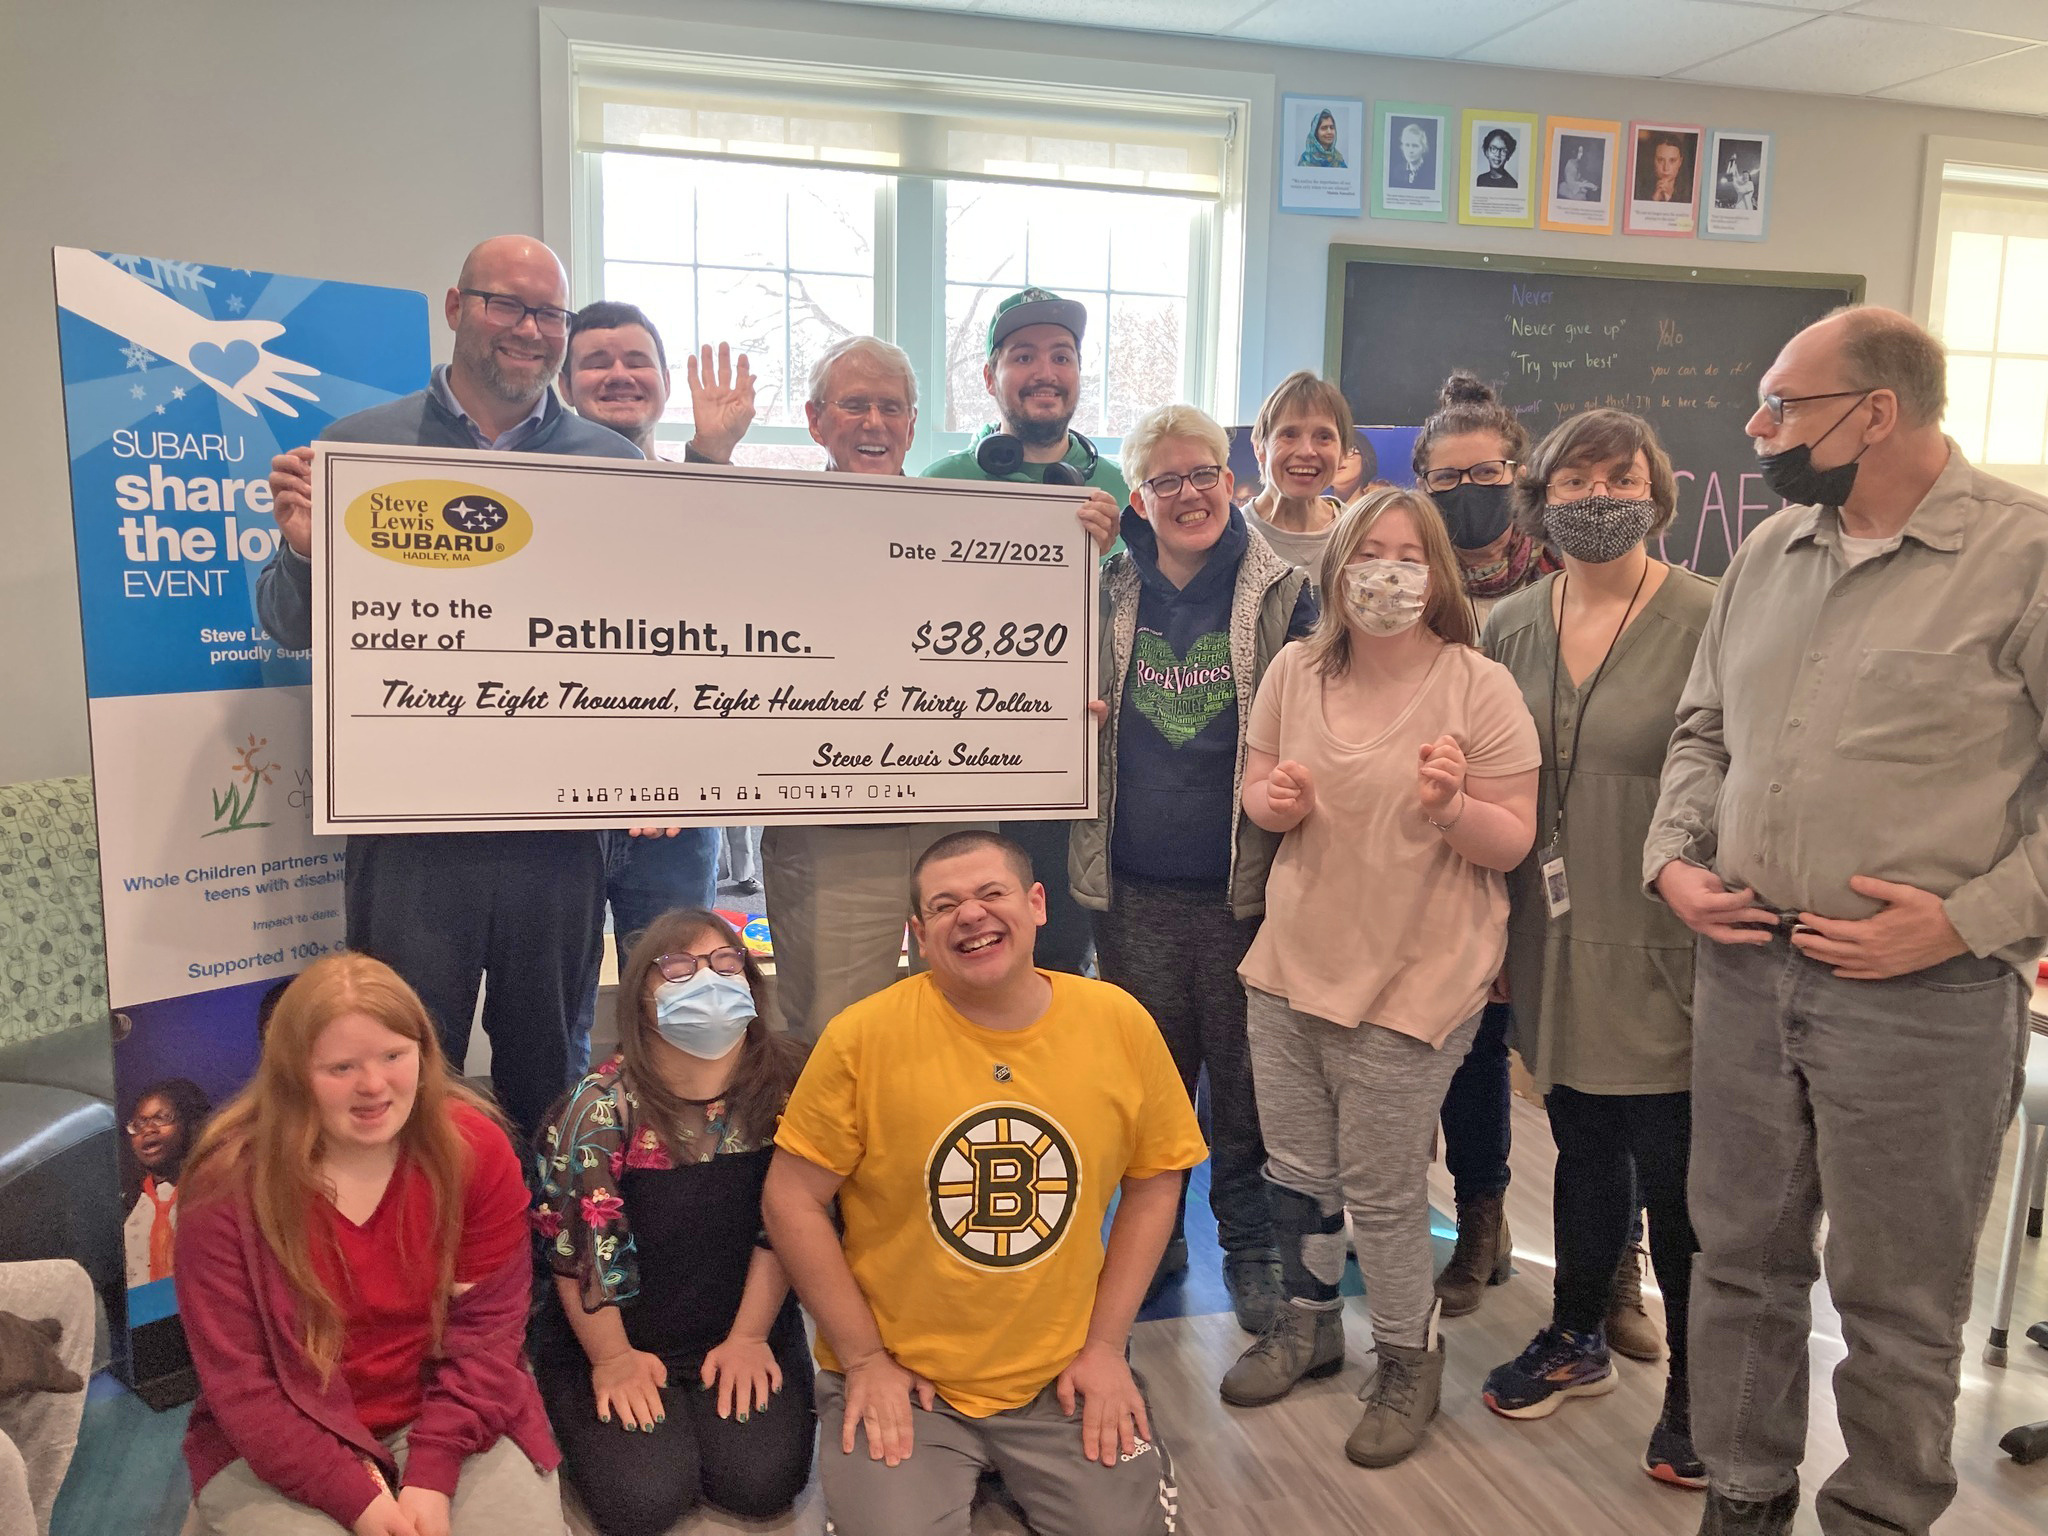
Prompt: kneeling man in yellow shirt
<box><xmin>765</xmin><ymin>828</ymin><xmax>1206</xmax><ymax>1535</ymax></box>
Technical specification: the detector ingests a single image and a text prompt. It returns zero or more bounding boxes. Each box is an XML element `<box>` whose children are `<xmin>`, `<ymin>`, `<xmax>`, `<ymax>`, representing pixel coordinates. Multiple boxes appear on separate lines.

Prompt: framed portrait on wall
<box><xmin>1540</xmin><ymin>117</ymin><xmax>1619</xmax><ymax>235</ymax></box>
<box><xmin>1279</xmin><ymin>94</ymin><xmax>1365</xmax><ymax>216</ymax></box>
<box><xmin>1372</xmin><ymin>101</ymin><xmax>1450</xmax><ymax>221</ymax></box>
<box><xmin>1702</xmin><ymin>130</ymin><xmax>1772</xmax><ymax>242</ymax></box>
<box><xmin>1459</xmin><ymin>108</ymin><xmax>1538</xmax><ymax>229</ymax></box>
<box><xmin>1625</xmin><ymin>121</ymin><xmax>1703</xmax><ymax>236</ymax></box>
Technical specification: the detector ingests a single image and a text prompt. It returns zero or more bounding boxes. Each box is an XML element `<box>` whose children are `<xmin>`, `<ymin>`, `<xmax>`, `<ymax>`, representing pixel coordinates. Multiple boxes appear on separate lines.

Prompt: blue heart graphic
<box><xmin>188</xmin><ymin>339</ymin><xmax>260</xmax><ymax>390</ymax></box>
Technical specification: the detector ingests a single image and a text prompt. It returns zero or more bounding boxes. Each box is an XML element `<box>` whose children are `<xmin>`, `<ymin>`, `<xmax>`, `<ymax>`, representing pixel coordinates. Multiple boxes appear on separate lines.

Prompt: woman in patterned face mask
<box><xmin>1072</xmin><ymin>402</ymin><xmax>1318</xmax><ymax>1334</ymax></box>
<box><xmin>1473</xmin><ymin>408</ymin><xmax>1716</xmax><ymax>1489</ymax></box>
<box><xmin>529</xmin><ymin>907</ymin><xmax>816</xmax><ymax>1532</ymax></box>
<box><xmin>1223</xmin><ymin>487</ymin><xmax>1540</xmax><ymax>1471</ymax></box>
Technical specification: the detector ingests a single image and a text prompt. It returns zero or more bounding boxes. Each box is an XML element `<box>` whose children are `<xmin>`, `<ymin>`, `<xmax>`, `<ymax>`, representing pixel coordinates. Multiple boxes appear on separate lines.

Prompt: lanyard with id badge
<box><xmin>1542</xmin><ymin>561</ymin><xmax>1651</xmax><ymax>920</ymax></box>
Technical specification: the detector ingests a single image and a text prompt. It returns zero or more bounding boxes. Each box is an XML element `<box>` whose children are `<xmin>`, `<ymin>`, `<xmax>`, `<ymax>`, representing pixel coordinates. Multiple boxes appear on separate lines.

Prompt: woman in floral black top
<box><xmin>530</xmin><ymin>907</ymin><xmax>812</xmax><ymax>1533</ymax></box>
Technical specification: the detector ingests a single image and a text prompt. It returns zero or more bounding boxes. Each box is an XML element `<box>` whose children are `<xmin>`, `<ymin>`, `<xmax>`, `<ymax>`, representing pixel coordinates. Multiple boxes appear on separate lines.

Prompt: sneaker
<box><xmin>1607</xmin><ymin>1244</ymin><xmax>1666</xmax><ymax>1362</ymax></box>
<box><xmin>1644</xmin><ymin>1377</ymin><xmax>1706</xmax><ymax>1489</ymax></box>
<box><xmin>1144</xmin><ymin>1236</ymin><xmax>1189</xmax><ymax>1305</ymax></box>
<box><xmin>1482</xmin><ymin>1323</ymin><xmax>1616</xmax><ymax>1419</ymax></box>
<box><xmin>1222</xmin><ymin>1251</ymin><xmax>1285</xmax><ymax>1334</ymax></box>
<box><xmin>1219</xmin><ymin>1301</ymin><xmax>1345</xmax><ymax>1407</ymax></box>
<box><xmin>1645</xmin><ymin>1414</ymin><xmax>1707</xmax><ymax>1489</ymax></box>
<box><xmin>1344</xmin><ymin>1334</ymin><xmax>1446</xmax><ymax>1467</ymax></box>
<box><xmin>1434</xmin><ymin>1192</ymin><xmax>1512</xmax><ymax>1317</ymax></box>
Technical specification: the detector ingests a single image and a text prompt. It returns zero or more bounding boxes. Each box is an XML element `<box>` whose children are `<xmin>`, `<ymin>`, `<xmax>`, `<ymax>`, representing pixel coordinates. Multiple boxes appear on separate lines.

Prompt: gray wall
<box><xmin>9</xmin><ymin>0</ymin><xmax>2048</xmax><ymax>780</ymax></box>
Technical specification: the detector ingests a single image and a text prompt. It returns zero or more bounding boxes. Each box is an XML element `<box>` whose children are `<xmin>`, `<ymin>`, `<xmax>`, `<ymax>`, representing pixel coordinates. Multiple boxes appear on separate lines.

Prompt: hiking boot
<box><xmin>1607</xmin><ymin>1243</ymin><xmax>1666</xmax><ymax>1361</ymax></box>
<box><xmin>1645</xmin><ymin>1379</ymin><xmax>1707</xmax><ymax>1489</ymax></box>
<box><xmin>1144</xmin><ymin>1236</ymin><xmax>1189</xmax><ymax>1305</ymax></box>
<box><xmin>1345</xmin><ymin>1334</ymin><xmax>1447</xmax><ymax>1467</ymax></box>
<box><xmin>1223</xmin><ymin>1250</ymin><xmax>1286</xmax><ymax>1334</ymax></box>
<box><xmin>1697</xmin><ymin>1483</ymin><xmax>1799</xmax><ymax>1535</ymax></box>
<box><xmin>1482</xmin><ymin>1323</ymin><xmax>1616</xmax><ymax>1418</ymax></box>
<box><xmin>1219</xmin><ymin>1301</ymin><xmax>1345</xmax><ymax>1407</ymax></box>
<box><xmin>1434</xmin><ymin>1192</ymin><xmax>1512</xmax><ymax>1316</ymax></box>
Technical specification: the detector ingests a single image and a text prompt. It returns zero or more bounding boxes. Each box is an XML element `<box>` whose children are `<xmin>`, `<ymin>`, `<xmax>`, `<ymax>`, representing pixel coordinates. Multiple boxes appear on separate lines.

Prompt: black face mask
<box><xmin>1433</xmin><ymin>482</ymin><xmax>1514</xmax><ymax>549</ymax></box>
<box><xmin>1758</xmin><ymin>394</ymin><xmax>1871</xmax><ymax>508</ymax></box>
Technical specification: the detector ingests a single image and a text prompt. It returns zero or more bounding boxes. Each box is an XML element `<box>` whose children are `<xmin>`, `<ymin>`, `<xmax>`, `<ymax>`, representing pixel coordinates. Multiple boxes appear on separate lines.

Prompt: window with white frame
<box><xmin>568</xmin><ymin>48</ymin><xmax>1239</xmax><ymax>468</ymax></box>
<box><xmin>1926</xmin><ymin>159</ymin><xmax>2048</xmax><ymax>493</ymax></box>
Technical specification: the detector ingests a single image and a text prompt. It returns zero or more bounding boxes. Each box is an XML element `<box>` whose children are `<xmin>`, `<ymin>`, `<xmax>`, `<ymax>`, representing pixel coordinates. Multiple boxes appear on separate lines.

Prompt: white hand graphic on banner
<box><xmin>55</xmin><ymin>246</ymin><xmax>322</xmax><ymax>417</ymax></box>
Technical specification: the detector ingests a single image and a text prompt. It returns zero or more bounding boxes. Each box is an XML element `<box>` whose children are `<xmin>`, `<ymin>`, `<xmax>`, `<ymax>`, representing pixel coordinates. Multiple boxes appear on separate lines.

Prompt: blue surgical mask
<box><xmin>652</xmin><ymin>969</ymin><xmax>756</xmax><ymax>1060</ymax></box>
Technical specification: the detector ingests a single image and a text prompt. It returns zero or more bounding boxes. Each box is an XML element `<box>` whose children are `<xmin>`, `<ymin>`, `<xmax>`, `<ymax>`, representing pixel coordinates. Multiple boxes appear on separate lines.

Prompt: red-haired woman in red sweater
<box><xmin>174</xmin><ymin>952</ymin><xmax>560</xmax><ymax>1536</ymax></box>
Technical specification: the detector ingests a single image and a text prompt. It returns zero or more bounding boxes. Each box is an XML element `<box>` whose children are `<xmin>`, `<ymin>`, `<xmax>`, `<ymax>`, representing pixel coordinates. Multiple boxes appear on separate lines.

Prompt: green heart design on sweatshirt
<box><xmin>1130</xmin><ymin>629</ymin><xmax>1235</xmax><ymax>748</ymax></box>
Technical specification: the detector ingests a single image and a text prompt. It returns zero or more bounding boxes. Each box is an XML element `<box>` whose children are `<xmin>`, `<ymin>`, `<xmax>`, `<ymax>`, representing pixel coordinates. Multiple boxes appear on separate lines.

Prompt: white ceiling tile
<box><xmin>1874</xmin><ymin>42</ymin><xmax>2048</xmax><ymax>112</ymax></box>
<box><xmin>1225</xmin><ymin>0</ymin><xmax>1575</xmax><ymax>59</ymax></box>
<box><xmin>1674</xmin><ymin>12</ymin><xmax>2023</xmax><ymax>92</ymax></box>
<box><xmin>968</xmin><ymin>0</ymin><xmax>1270</xmax><ymax>32</ymax></box>
<box><xmin>1461</xmin><ymin>0</ymin><xmax>1811</xmax><ymax>77</ymax></box>
<box><xmin>1853</xmin><ymin>0</ymin><xmax>2048</xmax><ymax>43</ymax></box>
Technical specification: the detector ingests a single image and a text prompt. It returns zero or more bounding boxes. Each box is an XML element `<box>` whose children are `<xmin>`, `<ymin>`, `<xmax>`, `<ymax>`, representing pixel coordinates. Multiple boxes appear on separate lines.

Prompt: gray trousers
<box><xmin>0</xmin><ymin>1260</ymin><xmax>93</xmax><ymax>1536</ymax></box>
<box><xmin>191</xmin><ymin>1427</ymin><xmax>560</xmax><ymax>1535</ymax></box>
<box><xmin>762</xmin><ymin>825</ymin><xmax>954</xmax><ymax>1040</ymax></box>
<box><xmin>1688</xmin><ymin>933</ymin><xmax>2031</xmax><ymax>1536</ymax></box>
<box><xmin>1247</xmin><ymin>988</ymin><xmax>1480</xmax><ymax>1349</ymax></box>
<box><xmin>816</xmin><ymin>1370</ymin><xmax>1179</xmax><ymax>1536</ymax></box>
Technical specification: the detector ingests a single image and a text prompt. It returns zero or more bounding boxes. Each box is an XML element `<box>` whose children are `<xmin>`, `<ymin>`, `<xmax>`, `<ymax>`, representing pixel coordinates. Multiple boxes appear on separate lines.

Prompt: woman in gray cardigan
<box><xmin>1070</xmin><ymin>403</ymin><xmax>1315</xmax><ymax>1333</ymax></box>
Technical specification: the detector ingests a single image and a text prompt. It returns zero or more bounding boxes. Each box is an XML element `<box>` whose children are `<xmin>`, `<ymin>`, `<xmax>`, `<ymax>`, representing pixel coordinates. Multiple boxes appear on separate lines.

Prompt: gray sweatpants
<box><xmin>1246</xmin><ymin>988</ymin><xmax>1480</xmax><ymax>1349</ymax></box>
<box><xmin>192</xmin><ymin>1427</ymin><xmax>560</xmax><ymax>1535</ymax></box>
<box><xmin>0</xmin><ymin>1259</ymin><xmax>93</xmax><ymax>1536</ymax></box>
<box><xmin>817</xmin><ymin>1370</ymin><xmax>1179</xmax><ymax>1536</ymax></box>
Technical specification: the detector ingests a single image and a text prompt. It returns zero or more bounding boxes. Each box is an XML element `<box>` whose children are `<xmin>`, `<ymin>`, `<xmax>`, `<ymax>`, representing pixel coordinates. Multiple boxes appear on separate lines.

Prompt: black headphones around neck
<box><xmin>974</xmin><ymin>429</ymin><xmax>1101</xmax><ymax>487</ymax></box>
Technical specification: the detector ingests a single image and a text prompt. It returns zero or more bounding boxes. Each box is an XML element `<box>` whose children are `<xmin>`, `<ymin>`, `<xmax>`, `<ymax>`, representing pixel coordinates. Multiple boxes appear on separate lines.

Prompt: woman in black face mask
<box><xmin>1474</xmin><ymin>409</ymin><xmax>1716</xmax><ymax>1490</ymax></box>
<box><xmin>1411</xmin><ymin>371</ymin><xmax>1554</xmax><ymax>1324</ymax></box>
<box><xmin>1413</xmin><ymin>373</ymin><xmax>1555</xmax><ymax>627</ymax></box>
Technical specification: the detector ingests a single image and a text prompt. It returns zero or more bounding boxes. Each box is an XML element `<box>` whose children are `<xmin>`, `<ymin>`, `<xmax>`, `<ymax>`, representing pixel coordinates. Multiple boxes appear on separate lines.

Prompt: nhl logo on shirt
<box><xmin>992</xmin><ymin>1064</ymin><xmax>1012</xmax><ymax>1082</ymax></box>
<box><xmin>926</xmin><ymin>1104</ymin><xmax>1079</xmax><ymax>1270</ymax></box>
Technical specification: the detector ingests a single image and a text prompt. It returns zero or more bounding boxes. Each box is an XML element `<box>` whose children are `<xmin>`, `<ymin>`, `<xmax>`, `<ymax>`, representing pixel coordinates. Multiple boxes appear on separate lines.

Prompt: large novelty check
<box><xmin>310</xmin><ymin>443</ymin><xmax>1098</xmax><ymax>833</ymax></box>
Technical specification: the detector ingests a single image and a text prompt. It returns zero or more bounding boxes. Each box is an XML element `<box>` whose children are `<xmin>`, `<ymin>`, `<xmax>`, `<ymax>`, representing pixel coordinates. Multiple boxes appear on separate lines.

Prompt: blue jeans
<box><xmin>1438</xmin><ymin>999</ymin><xmax>1514</xmax><ymax>1205</ymax></box>
<box><xmin>1689</xmin><ymin>931</ymin><xmax>2030</xmax><ymax>1534</ymax></box>
<box><xmin>571</xmin><ymin>828</ymin><xmax>721</xmax><ymax>1074</ymax></box>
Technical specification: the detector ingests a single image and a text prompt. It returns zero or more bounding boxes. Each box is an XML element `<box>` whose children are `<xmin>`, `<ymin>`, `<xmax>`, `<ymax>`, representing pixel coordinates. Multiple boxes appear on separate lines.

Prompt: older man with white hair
<box><xmin>762</xmin><ymin>338</ymin><xmax>1119</xmax><ymax>1040</ymax></box>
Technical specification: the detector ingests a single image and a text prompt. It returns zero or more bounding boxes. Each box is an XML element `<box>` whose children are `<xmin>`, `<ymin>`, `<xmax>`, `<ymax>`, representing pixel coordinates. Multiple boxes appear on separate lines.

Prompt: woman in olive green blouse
<box><xmin>1476</xmin><ymin>409</ymin><xmax>1716</xmax><ymax>1491</ymax></box>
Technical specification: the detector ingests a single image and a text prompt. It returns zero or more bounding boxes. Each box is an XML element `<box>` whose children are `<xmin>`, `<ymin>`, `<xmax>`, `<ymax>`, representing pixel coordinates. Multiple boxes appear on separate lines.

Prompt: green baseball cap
<box><xmin>987</xmin><ymin>288</ymin><xmax>1088</xmax><ymax>356</ymax></box>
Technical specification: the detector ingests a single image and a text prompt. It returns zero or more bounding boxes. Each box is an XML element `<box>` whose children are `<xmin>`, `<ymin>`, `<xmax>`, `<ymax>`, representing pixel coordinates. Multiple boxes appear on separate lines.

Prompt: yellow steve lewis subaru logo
<box><xmin>927</xmin><ymin>1104</ymin><xmax>1079</xmax><ymax>1270</ymax></box>
<box><xmin>345</xmin><ymin>480</ymin><xmax>532</xmax><ymax>568</ymax></box>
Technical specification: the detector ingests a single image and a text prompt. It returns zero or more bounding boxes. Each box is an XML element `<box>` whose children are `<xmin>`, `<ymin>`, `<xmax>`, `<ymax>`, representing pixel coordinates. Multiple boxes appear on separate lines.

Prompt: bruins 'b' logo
<box><xmin>926</xmin><ymin>1104</ymin><xmax>1079</xmax><ymax>1270</ymax></box>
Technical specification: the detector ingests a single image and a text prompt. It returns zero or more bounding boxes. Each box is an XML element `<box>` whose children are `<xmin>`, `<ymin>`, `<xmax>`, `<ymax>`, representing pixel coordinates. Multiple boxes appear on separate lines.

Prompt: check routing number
<box><xmin>309</xmin><ymin>444</ymin><xmax>1099</xmax><ymax>833</ymax></box>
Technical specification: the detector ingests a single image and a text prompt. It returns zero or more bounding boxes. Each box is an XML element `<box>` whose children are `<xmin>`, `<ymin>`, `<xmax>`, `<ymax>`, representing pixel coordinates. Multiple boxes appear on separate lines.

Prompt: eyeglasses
<box><xmin>1548</xmin><ymin>470</ymin><xmax>1652</xmax><ymax>501</ymax></box>
<box><xmin>829</xmin><ymin>396</ymin><xmax>910</xmax><ymax>420</ymax></box>
<box><xmin>920</xmin><ymin>884</ymin><xmax>1022</xmax><ymax>920</ymax></box>
<box><xmin>1758</xmin><ymin>389</ymin><xmax>1871</xmax><ymax>426</ymax></box>
<box><xmin>459</xmin><ymin>289</ymin><xmax>573</xmax><ymax>337</ymax></box>
<box><xmin>1421</xmin><ymin>460</ymin><xmax>1516</xmax><ymax>492</ymax></box>
<box><xmin>1140</xmin><ymin>464</ymin><xmax>1224</xmax><ymax>499</ymax></box>
<box><xmin>653</xmin><ymin>948</ymin><xmax>749</xmax><ymax>982</ymax></box>
<box><xmin>126</xmin><ymin>1112</ymin><xmax>178</xmax><ymax>1135</ymax></box>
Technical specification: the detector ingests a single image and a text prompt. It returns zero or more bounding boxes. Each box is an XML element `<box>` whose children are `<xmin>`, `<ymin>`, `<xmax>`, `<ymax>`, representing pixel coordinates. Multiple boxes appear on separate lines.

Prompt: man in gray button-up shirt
<box><xmin>1645</xmin><ymin>307</ymin><xmax>2043</xmax><ymax>1536</ymax></box>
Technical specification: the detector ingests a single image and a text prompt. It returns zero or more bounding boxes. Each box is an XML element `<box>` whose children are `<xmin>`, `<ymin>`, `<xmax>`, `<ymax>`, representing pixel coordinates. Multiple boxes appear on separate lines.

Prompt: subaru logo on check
<box><xmin>443</xmin><ymin>495</ymin><xmax>508</xmax><ymax>535</ymax></box>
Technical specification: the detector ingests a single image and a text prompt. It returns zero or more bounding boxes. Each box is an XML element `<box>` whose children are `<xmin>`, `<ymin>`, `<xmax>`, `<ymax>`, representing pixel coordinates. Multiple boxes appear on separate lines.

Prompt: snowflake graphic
<box><xmin>155</xmin><ymin>405</ymin><xmax>165</xmax><ymax>415</ymax></box>
<box><xmin>129</xmin><ymin>384</ymin><xmax>145</xmax><ymax>401</ymax></box>
<box><xmin>172</xmin><ymin>386</ymin><xmax>186</xmax><ymax>400</ymax></box>
<box><xmin>225</xmin><ymin>294</ymin><xmax>245</xmax><ymax>314</ymax></box>
<box><xmin>121</xmin><ymin>343</ymin><xmax>153</xmax><ymax>371</ymax></box>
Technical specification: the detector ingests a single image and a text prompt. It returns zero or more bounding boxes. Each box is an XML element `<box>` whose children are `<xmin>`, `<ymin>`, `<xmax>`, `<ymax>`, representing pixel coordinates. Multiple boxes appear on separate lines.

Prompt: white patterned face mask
<box><xmin>1342</xmin><ymin>559</ymin><xmax>1429</xmax><ymax>636</ymax></box>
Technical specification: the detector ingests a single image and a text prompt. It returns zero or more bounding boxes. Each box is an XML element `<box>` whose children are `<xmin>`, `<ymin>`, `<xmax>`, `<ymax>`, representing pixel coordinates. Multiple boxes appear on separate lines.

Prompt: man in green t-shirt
<box><xmin>922</xmin><ymin>289</ymin><xmax>1127</xmax><ymax>979</ymax></box>
<box><xmin>920</xmin><ymin>288</ymin><xmax>1131</xmax><ymax>503</ymax></box>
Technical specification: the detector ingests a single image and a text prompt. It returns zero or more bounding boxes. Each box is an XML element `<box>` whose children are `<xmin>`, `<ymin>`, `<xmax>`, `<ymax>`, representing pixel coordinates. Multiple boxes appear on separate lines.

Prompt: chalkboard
<box><xmin>1325</xmin><ymin>246</ymin><xmax>1865</xmax><ymax>575</ymax></box>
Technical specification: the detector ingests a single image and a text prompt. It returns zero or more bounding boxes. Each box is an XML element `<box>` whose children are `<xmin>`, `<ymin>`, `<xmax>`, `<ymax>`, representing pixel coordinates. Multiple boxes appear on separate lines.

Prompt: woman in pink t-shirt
<box><xmin>1220</xmin><ymin>487</ymin><xmax>1540</xmax><ymax>1470</ymax></box>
